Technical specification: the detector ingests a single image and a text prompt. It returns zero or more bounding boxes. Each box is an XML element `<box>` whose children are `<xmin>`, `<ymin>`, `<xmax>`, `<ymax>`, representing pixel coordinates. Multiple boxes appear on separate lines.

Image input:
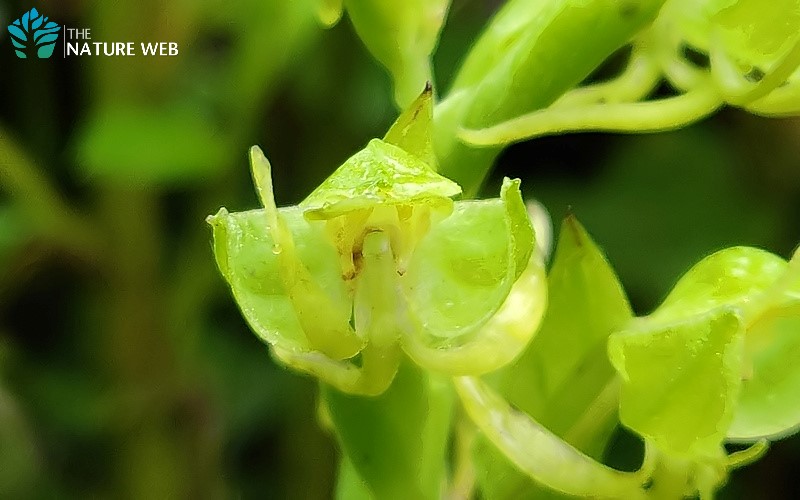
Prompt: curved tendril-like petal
<box><xmin>248</xmin><ymin>147</ymin><xmax>362</xmax><ymax>359</ymax></box>
<box><xmin>551</xmin><ymin>47</ymin><xmax>661</xmax><ymax>108</ymax></box>
<box><xmin>726</xmin><ymin>440</ymin><xmax>769</xmax><ymax>469</ymax></box>
<box><xmin>272</xmin><ymin>344</ymin><xmax>402</xmax><ymax>397</ymax></box>
<box><xmin>649</xmin><ymin>20</ymin><xmax>706</xmax><ymax>92</ymax></box>
<box><xmin>708</xmin><ymin>28</ymin><xmax>756</xmax><ymax>100</ymax></box>
<box><xmin>453</xmin><ymin>376</ymin><xmax>648</xmax><ymax>499</ymax></box>
<box><xmin>746</xmin><ymin>81</ymin><xmax>800</xmax><ymax>115</ymax></box>
<box><xmin>459</xmin><ymin>83</ymin><xmax>723</xmax><ymax>147</ymax></box>
<box><xmin>662</xmin><ymin>52</ymin><xmax>707</xmax><ymax>92</ymax></box>
<box><xmin>272</xmin><ymin>232</ymin><xmax>404</xmax><ymax>396</ymax></box>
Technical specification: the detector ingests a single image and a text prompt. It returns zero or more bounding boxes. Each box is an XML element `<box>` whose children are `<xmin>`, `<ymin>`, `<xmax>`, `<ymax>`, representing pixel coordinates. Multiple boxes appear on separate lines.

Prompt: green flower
<box><xmin>208</xmin><ymin>89</ymin><xmax>546</xmax><ymax>395</ymax></box>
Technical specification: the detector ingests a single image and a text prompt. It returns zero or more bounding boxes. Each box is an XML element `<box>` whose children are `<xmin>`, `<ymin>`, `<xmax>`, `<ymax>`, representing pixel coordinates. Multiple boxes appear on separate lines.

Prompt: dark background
<box><xmin>0</xmin><ymin>0</ymin><xmax>798</xmax><ymax>498</ymax></box>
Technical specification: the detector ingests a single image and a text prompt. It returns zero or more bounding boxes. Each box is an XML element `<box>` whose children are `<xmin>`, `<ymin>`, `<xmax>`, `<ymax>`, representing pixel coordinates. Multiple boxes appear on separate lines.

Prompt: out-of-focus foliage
<box><xmin>0</xmin><ymin>0</ymin><xmax>799</xmax><ymax>498</ymax></box>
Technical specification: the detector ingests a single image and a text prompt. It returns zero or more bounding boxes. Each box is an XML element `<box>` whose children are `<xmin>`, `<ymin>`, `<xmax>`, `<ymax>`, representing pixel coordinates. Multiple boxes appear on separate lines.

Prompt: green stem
<box><xmin>642</xmin><ymin>451</ymin><xmax>693</xmax><ymax>500</ymax></box>
<box><xmin>98</xmin><ymin>187</ymin><xmax>184</xmax><ymax>497</ymax></box>
<box><xmin>434</xmin><ymin>90</ymin><xmax>502</xmax><ymax>197</ymax></box>
<box><xmin>460</xmin><ymin>82</ymin><xmax>723</xmax><ymax>146</ymax></box>
<box><xmin>446</xmin><ymin>412</ymin><xmax>477</xmax><ymax>500</ymax></box>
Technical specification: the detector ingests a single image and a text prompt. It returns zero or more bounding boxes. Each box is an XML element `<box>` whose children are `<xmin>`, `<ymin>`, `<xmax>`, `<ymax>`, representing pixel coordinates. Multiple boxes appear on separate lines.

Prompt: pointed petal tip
<box><xmin>206</xmin><ymin>207</ymin><xmax>229</xmax><ymax>226</ymax></box>
<box><xmin>249</xmin><ymin>145</ymin><xmax>268</xmax><ymax>164</ymax></box>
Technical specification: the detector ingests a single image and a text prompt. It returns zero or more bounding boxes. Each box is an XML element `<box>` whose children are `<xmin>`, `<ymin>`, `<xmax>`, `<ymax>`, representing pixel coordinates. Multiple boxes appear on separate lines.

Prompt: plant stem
<box><xmin>446</xmin><ymin>412</ymin><xmax>477</xmax><ymax>500</ymax></box>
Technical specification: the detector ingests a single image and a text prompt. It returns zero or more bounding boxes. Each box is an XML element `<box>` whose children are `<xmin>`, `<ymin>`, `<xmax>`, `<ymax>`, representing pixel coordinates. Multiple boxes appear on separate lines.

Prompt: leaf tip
<box><xmin>562</xmin><ymin>213</ymin><xmax>586</xmax><ymax>249</ymax></box>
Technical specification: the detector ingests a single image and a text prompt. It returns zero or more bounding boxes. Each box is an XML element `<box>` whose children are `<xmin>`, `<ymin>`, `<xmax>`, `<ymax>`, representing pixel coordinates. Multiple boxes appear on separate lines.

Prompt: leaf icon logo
<box><xmin>7</xmin><ymin>8</ymin><xmax>61</xmax><ymax>59</ymax></box>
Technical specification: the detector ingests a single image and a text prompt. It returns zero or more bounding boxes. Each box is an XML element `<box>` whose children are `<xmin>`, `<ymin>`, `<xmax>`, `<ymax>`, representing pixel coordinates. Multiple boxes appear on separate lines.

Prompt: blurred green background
<box><xmin>0</xmin><ymin>0</ymin><xmax>798</xmax><ymax>498</ymax></box>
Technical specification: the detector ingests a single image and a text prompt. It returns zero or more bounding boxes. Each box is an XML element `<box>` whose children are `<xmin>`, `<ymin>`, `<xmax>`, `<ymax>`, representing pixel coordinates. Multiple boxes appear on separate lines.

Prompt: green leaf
<box><xmin>476</xmin><ymin>216</ymin><xmax>633</xmax><ymax>498</ymax></box>
<box><xmin>609</xmin><ymin>309</ymin><xmax>744</xmax><ymax>457</ymax></box>
<box><xmin>502</xmin><ymin>216</ymin><xmax>631</xmax><ymax>436</ymax></box>
<box><xmin>323</xmin><ymin>363</ymin><xmax>453</xmax><ymax>500</ymax></box>
<box><xmin>0</xmin><ymin>206</ymin><xmax>28</xmax><ymax>268</ymax></box>
<box><xmin>335</xmin><ymin>457</ymin><xmax>373</xmax><ymax>500</ymax></box>
<box><xmin>75</xmin><ymin>103</ymin><xmax>229</xmax><ymax>185</ymax></box>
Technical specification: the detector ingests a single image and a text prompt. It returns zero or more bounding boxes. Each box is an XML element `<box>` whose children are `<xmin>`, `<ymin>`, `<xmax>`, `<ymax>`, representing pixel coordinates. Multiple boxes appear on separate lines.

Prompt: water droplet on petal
<box><xmin>272</xmin><ymin>243</ymin><xmax>282</xmax><ymax>255</ymax></box>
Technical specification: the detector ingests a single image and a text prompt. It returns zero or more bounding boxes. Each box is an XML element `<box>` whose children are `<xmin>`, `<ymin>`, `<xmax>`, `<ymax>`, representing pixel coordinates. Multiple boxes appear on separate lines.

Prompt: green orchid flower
<box><xmin>451</xmin><ymin>217</ymin><xmax>799</xmax><ymax>499</ymax></box>
<box><xmin>458</xmin><ymin>0</ymin><xmax>800</xmax><ymax>149</ymax></box>
<box><xmin>207</xmin><ymin>88</ymin><xmax>546</xmax><ymax>395</ymax></box>
<box><xmin>653</xmin><ymin>0</ymin><xmax>800</xmax><ymax>111</ymax></box>
<box><xmin>607</xmin><ymin>245</ymin><xmax>800</xmax><ymax>495</ymax></box>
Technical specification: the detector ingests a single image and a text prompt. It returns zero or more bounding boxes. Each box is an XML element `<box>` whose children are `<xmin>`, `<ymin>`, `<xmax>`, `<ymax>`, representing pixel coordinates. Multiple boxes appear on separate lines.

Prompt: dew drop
<box><xmin>272</xmin><ymin>243</ymin><xmax>283</xmax><ymax>255</ymax></box>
